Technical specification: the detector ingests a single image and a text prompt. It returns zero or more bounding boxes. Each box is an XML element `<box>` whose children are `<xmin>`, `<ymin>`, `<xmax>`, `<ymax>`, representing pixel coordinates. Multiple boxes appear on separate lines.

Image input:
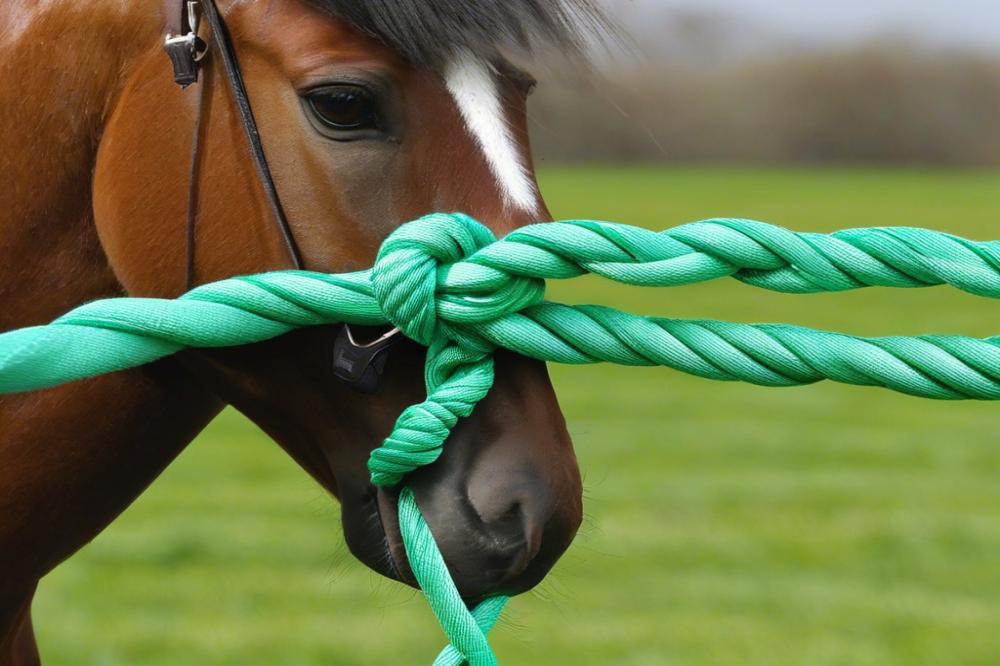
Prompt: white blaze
<box><xmin>444</xmin><ymin>53</ymin><xmax>538</xmax><ymax>213</ymax></box>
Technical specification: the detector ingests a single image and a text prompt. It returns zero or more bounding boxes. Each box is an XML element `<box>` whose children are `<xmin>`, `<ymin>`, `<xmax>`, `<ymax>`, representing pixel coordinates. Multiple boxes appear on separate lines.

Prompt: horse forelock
<box><xmin>301</xmin><ymin>0</ymin><xmax>613</xmax><ymax>69</ymax></box>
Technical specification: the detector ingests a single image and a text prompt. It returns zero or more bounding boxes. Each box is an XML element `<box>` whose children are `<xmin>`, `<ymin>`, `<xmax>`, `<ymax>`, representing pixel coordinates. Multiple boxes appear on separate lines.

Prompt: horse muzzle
<box><xmin>343</xmin><ymin>352</ymin><xmax>583</xmax><ymax>602</ymax></box>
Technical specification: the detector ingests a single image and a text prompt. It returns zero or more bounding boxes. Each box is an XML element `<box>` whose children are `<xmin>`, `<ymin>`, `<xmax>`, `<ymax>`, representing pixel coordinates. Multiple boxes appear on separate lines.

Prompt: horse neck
<box><xmin>0</xmin><ymin>0</ymin><xmax>224</xmax><ymax>609</ymax></box>
<box><xmin>0</xmin><ymin>0</ymin><xmax>164</xmax><ymax>324</ymax></box>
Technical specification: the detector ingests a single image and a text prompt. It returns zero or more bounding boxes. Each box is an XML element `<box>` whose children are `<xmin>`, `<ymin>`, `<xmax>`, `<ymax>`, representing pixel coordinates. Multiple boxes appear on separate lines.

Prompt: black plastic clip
<box><xmin>332</xmin><ymin>325</ymin><xmax>401</xmax><ymax>394</ymax></box>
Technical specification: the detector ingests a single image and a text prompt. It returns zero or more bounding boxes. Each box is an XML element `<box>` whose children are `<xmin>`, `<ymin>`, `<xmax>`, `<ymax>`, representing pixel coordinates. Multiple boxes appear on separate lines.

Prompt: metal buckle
<box><xmin>164</xmin><ymin>1</ymin><xmax>207</xmax><ymax>87</ymax></box>
<box><xmin>344</xmin><ymin>326</ymin><xmax>402</xmax><ymax>350</ymax></box>
<box><xmin>165</xmin><ymin>2</ymin><xmax>207</xmax><ymax>59</ymax></box>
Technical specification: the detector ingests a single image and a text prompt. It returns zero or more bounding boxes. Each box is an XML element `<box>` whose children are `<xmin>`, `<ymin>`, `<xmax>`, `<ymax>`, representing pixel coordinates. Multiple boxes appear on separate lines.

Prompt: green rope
<box><xmin>398</xmin><ymin>488</ymin><xmax>509</xmax><ymax>666</ymax></box>
<box><xmin>4</xmin><ymin>212</ymin><xmax>1000</xmax><ymax>663</ymax></box>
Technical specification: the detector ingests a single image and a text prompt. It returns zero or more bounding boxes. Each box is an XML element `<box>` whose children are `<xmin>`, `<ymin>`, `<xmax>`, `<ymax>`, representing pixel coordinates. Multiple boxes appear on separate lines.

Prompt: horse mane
<box><xmin>304</xmin><ymin>0</ymin><xmax>614</xmax><ymax>67</ymax></box>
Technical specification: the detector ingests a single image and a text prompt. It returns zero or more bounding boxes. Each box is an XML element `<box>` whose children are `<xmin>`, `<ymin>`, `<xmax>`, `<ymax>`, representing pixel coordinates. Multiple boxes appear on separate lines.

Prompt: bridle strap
<box><xmin>165</xmin><ymin>0</ymin><xmax>304</xmax><ymax>290</ymax></box>
<box><xmin>185</xmin><ymin>64</ymin><xmax>209</xmax><ymax>289</ymax></box>
<box><xmin>199</xmin><ymin>0</ymin><xmax>303</xmax><ymax>271</ymax></box>
<box><xmin>163</xmin><ymin>0</ymin><xmax>402</xmax><ymax>389</ymax></box>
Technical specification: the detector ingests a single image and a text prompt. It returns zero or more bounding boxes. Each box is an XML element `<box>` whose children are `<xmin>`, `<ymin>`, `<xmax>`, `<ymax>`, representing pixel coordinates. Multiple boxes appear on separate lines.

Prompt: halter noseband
<box><xmin>162</xmin><ymin>0</ymin><xmax>400</xmax><ymax>393</ymax></box>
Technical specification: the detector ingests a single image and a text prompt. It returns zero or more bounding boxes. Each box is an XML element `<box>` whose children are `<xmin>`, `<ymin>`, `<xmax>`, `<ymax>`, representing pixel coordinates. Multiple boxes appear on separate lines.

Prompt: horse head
<box><xmin>91</xmin><ymin>0</ymin><xmax>609</xmax><ymax>601</ymax></box>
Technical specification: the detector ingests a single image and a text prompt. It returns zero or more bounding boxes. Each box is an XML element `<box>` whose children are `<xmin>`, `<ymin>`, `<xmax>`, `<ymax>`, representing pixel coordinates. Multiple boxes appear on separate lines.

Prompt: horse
<box><xmin>0</xmin><ymin>0</ymin><xmax>611</xmax><ymax>662</ymax></box>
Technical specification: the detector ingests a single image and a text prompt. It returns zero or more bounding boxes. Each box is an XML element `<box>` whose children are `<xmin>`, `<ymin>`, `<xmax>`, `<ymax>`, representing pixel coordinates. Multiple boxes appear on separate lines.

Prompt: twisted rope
<box><xmin>3</xmin><ymin>212</ymin><xmax>1000</xmax><ymax>663</ymax></box>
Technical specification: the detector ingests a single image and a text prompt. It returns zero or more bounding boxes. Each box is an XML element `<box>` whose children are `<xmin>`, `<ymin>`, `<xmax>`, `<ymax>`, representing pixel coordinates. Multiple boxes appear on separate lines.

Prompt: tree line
<box><xmin>529</xmin><ymin>19</ymin><xmax>1000</xmax><ymax>165</ymax></box>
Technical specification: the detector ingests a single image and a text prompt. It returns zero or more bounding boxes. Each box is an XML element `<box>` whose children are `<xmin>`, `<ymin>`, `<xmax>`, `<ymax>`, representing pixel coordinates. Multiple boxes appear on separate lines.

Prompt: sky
<box><xmin>624</xmin><ymin>0</ymin><xmax>1000</xmax><ymax>53</ymax></box>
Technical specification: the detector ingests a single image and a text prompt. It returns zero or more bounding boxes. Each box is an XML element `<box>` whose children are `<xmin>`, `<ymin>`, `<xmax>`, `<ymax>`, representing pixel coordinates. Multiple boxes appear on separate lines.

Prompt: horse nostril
<box><xmin>404</xmin><ymin>471</ymin><xmax>578</xmax><ymax>600</ymax></box>
<box><xmin>488</xmin><ymin>501</ymin><xmax>524</xmax><ymax>539</ymax></box>
<box><xmin>403</xmin><ymin>410</ymin><xmax>580</xmax><ymax>599</ymax></box>
<box><xmin>468</xmin><ymin>487</ymin><xmax>548</xmax><ymax>581</ymax></box>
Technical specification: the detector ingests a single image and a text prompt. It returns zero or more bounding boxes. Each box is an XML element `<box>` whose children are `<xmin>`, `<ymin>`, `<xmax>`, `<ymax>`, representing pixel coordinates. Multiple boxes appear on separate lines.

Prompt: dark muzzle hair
<box><xmin>304</xmin><ymin>0</ymin><xmax>613</xmax><ymax>68</ymax></box>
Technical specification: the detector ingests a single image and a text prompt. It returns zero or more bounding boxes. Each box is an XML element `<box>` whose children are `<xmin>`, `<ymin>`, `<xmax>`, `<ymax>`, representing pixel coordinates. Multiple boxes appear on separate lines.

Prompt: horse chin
<box><xmin>340</xmin><ymin>485</ymin><xmax>417</xmax><ymax>589</ymax></box>
<box><xmin>374</xmin><ymin>485</ymin><xmax>417</xmax><ymax>586</ymax></box>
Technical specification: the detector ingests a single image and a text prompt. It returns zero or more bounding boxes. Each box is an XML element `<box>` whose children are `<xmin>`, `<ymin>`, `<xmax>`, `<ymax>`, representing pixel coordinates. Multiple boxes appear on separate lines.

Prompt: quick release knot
<box><xmin>371</xmin><ymin>213</ymin><xmax>545</xmax><ymax>351</ymax></box>
<box><xmin>366</xmin><ymin>214</ymin><xmax>544</xmax><ymax>492</ymax></box>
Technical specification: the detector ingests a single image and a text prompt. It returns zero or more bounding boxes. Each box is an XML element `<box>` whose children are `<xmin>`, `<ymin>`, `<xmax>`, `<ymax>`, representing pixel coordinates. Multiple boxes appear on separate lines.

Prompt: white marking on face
<box><xmin>444</xmin><ymin>53</ymin><xmax>539</xmax><ymax>214</ymax></box>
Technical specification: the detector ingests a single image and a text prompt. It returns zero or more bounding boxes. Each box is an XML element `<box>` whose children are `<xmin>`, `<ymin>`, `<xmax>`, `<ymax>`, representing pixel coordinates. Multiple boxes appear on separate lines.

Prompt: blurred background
<box><xmin>34</xmin><ymin>2</ymin><xmax>1000</xmax><ymax>664</ymax></box>
<box><xmin>532</xmin><ymin>0</ymin><xmax>1000</xmax><ymax>165</ymax></box>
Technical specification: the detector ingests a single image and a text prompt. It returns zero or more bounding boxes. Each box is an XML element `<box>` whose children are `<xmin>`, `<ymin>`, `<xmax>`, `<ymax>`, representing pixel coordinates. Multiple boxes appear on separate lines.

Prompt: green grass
<box><xmin>34</xmin><ymin>166</ymin><xmax>1000</xmax><ymax>665</ymax></box>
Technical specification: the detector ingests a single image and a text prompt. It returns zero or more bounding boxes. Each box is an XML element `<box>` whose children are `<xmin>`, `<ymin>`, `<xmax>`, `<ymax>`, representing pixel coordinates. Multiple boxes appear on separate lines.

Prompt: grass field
<box><xmin>34</xmin><ymin>167</ymin><xmax>1000</xmax><ymax>665</ymax></box>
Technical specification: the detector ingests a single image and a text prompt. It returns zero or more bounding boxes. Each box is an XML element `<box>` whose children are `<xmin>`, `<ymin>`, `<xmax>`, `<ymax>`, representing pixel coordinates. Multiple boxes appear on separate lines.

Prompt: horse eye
<box><xmin>306</xmin><ymin>86</ymin><xmax>379</xmax><ymax>132</ymax></box>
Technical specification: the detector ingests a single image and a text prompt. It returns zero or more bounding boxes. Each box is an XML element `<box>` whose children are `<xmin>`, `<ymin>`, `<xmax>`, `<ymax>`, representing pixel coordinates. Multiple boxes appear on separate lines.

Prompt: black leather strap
<box><xmin>199</xmin><ymin>0</ymin><xmax>304</xmax><ymax>271</ymax></box>
<box><xmin>184</xmin><ymin>62</ymin><xmax>209</xmax><ymax>289</ymax></box>
<box><xmin>163</xmin><ymin>0</ymin><xmax>187</xmax><ymax>39</ymax></box>
<box><xmin>166</xmin><ymin>0</ymin><xmax>304</xmax><ymax>290</ymax></box>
